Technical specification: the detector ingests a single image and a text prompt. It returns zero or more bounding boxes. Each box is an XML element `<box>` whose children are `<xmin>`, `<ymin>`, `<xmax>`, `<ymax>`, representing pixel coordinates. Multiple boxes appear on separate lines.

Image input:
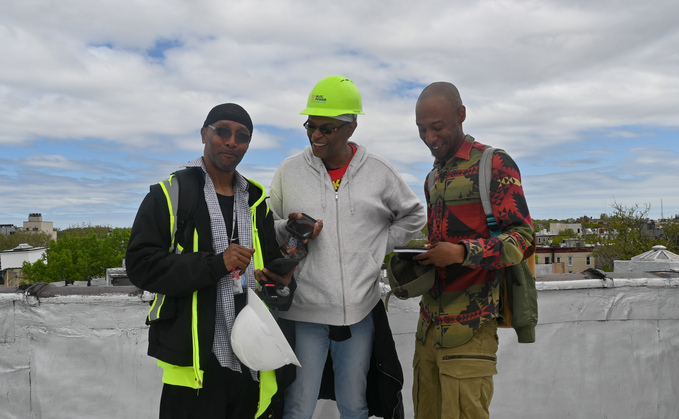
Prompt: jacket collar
<box><xmin>433</xmin><ymin>135</ymin><xmax>475</xmax><ymax>169</ymax></box>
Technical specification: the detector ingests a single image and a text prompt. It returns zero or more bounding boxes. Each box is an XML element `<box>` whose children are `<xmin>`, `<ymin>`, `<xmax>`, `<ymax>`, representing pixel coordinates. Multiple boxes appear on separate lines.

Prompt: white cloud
<box><xmin>1</xmin><ymin>0</ymin><xmax>678</xmax><ymax>227</ymax></box>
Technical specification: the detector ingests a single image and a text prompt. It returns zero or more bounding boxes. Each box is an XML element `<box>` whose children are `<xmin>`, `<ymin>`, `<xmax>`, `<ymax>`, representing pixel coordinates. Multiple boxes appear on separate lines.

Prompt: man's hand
<box><xmin>287</xmin><ymin>212</ymin><xmax>323</xmax><ymax>240</ymax></box>
<box><xmin>223</xmin><ymin>244</ymin><xmax>256</xmax><ymax>274</ymax></box>
<box><xmin>413</xmin><ymin>242</ymin><xmax>466</xmax><ymax>267</ymax></box>
<box><xmin>254</xmin><ymin>266</ymin><xmax>297</xmax><ymax>286</ymax></box>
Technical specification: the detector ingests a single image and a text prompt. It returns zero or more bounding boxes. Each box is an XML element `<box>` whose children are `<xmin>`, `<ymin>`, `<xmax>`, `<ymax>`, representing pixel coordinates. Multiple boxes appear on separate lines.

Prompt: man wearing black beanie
<box><xmin>127</xmin><ymin>103</ymin><xmax>297</xmax><ymax>418</ymax></box>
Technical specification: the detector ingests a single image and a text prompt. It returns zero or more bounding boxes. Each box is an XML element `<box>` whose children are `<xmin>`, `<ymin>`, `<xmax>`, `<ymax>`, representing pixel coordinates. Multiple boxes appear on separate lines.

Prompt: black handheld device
<box><xmin>259</xmin><ymin>258</ymin><xmax>299</xmax><ymax>307</ymax></box>
<box><xmin>285</xmin><ymin>213</ymin><xmax>316</xmax><ymax>239</ymax></box>
<box><xmin>265</xmin><ymin>258</ymin><xmax>300</xmax><ymax>276</ymax></box>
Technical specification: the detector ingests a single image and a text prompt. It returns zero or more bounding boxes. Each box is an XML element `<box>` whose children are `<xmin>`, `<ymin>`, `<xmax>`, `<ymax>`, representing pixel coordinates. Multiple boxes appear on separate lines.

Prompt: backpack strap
<box><xmin>426</xmin><ymin>169</ymin><xmax>437</xmax><ymax>198</ymax></box>
<box><xmin>479</xmin><ymin>147</ymin><xmax>501</xmax><ymax>237</ymax></box>
<box><xmin>158</xmin><ymin>175</ymin><xmax>181</xmax><ymax>253</ymax></box>
<box><xmin>172</xmin><ymin>168</ymin><xmax>201</xmax><ymax>246</ymax></box>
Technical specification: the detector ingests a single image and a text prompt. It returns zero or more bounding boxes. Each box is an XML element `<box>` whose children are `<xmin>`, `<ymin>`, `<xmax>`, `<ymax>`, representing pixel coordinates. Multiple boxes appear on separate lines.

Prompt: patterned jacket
<box><xmin>418</xmin><ymin>135</ymin><xmax>534</xmax><ymax>348</ymax></box>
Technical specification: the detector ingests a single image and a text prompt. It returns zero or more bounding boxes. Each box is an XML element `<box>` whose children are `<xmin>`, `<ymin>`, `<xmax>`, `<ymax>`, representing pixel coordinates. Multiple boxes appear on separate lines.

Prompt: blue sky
<box><xmin>1</xmin><ymin>0</ymin><xmax>678</xmax><ymax>229</ymax></box>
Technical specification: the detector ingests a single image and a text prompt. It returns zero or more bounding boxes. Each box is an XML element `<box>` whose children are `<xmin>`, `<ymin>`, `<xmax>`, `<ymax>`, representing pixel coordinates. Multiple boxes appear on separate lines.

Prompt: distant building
<box><xmin>106</xmin><ymin>259</ymin><xmax>130</xmax><ymax>286</ymax></box>
<box><xmin>549</xmin><ymin>222</ymin><xmax>583</xmax><ymax>235</ymax></box>
<box><xmin>536</xmin><ymin>247</ymin><xmax>595</xmax><ymax>274</ymax></box>
<box><xmin>0</xmin><ymin>224</ymin><xmax>19</xmax><ymax>236</ymax></box>
<box><xmin>535</xmin><ymin>229</ymin><xmax>557</xmax><ymax>246</ymax></box>
<box><xmin>560</xmin><ymin>237</ymin><xmax>589</xmax><ymax>248</ymax></box>
<box><xmin>23</xmin><ymin>213</ymin><xmax>57</xmax><ymax>241</ymax></box>
<box><xmin>1</xmin><ymin>268</ymin><xmax>24</xmax><ymax>287</ymax></box>
<box><xmin>0</xmin><ymin>243</ymin><xmax>46</xmax><ymax>270</ymax></box>
<box><xmin>614</xmin><ymin>245</ymin><xmax>679</xmax><ymax>273</ymax></box>
<box><xmin>0</xmin><ymin>243</ymin><xmax>47</xmax><ymax>287</ymax></box>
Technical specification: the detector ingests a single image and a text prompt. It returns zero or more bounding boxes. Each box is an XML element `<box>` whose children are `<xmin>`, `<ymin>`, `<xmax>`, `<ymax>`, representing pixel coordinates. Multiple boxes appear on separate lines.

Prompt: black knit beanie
<box><xmin>203</xmin><ymin>103</ymin><xmax>253</xmax><ymax>134</ymax></box>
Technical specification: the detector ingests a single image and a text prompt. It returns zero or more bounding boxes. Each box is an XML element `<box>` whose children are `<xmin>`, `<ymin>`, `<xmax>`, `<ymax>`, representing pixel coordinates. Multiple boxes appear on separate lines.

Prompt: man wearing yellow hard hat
<box><xmin>268</xmin><ymin>75</ymin><xmax>426</xmax><ymax>418</ymax></box>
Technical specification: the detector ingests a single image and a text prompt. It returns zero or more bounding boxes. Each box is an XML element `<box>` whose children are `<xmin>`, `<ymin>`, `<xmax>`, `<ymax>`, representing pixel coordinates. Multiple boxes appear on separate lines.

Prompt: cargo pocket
<box><xmin>439</xmin><ymin>354</ymin><xmax>497</xmax><ymax>379</ymax></box>
<box><xmin>438</xmin><ymin>321</ymin><xmax>498</xmax><ymax>379</ymax></box>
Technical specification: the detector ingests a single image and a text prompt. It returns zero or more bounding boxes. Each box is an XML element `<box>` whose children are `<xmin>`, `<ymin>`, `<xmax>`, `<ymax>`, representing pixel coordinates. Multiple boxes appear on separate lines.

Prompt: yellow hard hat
<box><xmin>300</xmin><ymin>75</ymin><xmax>365</xmax><ymax>116</ymax></box>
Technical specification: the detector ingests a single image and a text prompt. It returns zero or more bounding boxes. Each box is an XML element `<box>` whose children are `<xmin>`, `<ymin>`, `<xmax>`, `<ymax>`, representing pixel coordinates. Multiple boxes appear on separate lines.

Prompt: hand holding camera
<box><xmin>280</xmin><ymin>213</ymin><xmax>320</xmax><ymax>258</ymax></box>
<box><xmin>257</xmin><ymin>258</ymin><xmax>299</xmax><ymax>306</ymax></box>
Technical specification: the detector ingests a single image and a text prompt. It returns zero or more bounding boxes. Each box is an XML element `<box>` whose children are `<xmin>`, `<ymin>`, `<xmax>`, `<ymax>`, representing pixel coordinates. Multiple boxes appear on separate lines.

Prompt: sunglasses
<box><xmin>303</xmin><ymin>120</ymin><xmax>349</xmax><ymax>136</ymax></box>
<box><xmin>207</xmin><ymin>125</ymin><xmax>251</xmax><ymax>144</ymax></box>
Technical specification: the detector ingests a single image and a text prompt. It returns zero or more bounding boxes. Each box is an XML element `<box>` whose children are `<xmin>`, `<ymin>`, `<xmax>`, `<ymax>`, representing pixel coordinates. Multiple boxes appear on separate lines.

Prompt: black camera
<box><xmin>282</xmin><ymin>214</ymin><xmax>316</xmax><ymax>258</ymax></box>
<box><xmin>258</xmin><ymin>280</ymin><xmax>291</xmax><ymax>307</ymax></box>
<box><xmin>257</xmin><ymin>258</ymin><xmax>299</xmax><ymax>307</ymax></box>
<box><xmin>285</xmin><ymin>213</ymin><xmax>316</xmax><ymax>239</ymax></box>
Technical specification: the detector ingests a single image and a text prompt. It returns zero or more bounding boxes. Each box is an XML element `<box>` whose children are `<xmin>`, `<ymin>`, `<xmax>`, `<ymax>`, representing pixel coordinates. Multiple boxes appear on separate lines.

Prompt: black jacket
<box><xmin>317</xmin><ymin>300</ymin><xmax>405</xmax><ymax>419</ymax></box>
<box><xmin>126</xmin><ymin>167</ymin><xmax>283</xmax><ymax>367</ymax></box>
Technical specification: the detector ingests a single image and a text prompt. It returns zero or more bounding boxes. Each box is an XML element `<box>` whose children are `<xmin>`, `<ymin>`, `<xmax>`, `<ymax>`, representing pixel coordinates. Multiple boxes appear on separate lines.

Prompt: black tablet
<box><xmin>393</xmin><ymin>246</ymin><xmax>427</xmax><ymax>260</ymax></box>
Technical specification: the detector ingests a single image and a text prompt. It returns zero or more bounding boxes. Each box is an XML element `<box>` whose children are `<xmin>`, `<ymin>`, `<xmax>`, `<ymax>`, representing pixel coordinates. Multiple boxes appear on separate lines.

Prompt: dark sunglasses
<box><xmin>207</xmin><ymin>125</ymin><xmax>251</xmax><ymax>144</ymax></box>
<box><xmin>303</xmin><ymin>120</ymin><xmax>348</xmax><ymax>136</ymax></box>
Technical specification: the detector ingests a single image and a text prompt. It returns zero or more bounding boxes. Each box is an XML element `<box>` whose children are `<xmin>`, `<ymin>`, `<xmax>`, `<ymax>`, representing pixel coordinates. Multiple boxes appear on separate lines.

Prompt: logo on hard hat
<box><xmin>312</xmin><ymin>95</ymin><xmax>326</xmax><ymax>103</ymax></box>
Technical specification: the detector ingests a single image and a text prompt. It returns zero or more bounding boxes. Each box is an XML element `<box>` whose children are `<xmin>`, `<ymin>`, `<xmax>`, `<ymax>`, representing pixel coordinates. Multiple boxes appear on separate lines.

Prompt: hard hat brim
<box><xmin>231</xmin><ymin>288</ymin><xmax>301</xmax><ymax>371</ymax></box>
<box><xmin>299</xmin><ymin>107</ymin><xmax>365</xmax><ymax>117</ymax></box>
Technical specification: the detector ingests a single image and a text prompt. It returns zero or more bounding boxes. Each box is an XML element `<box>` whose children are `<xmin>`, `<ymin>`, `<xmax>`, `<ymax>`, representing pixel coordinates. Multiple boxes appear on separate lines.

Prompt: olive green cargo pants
<box><xmin>413</xmin><ymin>320</ymin><xmax>498</xmax><ymax>419</ymax></box>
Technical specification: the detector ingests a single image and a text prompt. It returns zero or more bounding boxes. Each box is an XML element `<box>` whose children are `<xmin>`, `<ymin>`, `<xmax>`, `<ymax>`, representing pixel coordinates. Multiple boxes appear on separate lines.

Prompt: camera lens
<box><xmin>276</xmin><ymin>285</ymin><xmax>290</xmax><ymax>298</ymax></box>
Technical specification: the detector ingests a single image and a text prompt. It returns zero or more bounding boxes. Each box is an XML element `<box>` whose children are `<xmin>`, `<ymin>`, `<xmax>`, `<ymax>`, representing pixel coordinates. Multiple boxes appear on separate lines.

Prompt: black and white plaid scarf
<box><xmin>184</xmin><ymin>157</ymin><xmax>257</xmax><ymax>375</ymax></box>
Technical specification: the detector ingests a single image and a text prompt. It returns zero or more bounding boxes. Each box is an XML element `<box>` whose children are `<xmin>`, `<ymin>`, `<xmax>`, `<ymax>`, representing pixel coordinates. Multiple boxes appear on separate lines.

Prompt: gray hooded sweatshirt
<box><xmin>269</xmin><ymin>143</ymin><xmax>426</xmax><ymax>326</ymax></box>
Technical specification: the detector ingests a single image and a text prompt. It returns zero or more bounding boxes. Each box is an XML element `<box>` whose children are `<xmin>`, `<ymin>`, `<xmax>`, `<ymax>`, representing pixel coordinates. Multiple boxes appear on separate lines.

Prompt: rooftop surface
<box><xmin>2</xmin><ymin>271</ymin><xmax>678</xmax><ymax>418</ymax></box>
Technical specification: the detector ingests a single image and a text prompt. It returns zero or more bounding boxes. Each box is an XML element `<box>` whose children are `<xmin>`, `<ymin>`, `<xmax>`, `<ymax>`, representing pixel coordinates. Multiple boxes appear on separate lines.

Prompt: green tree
<box><xmin>587</xmin><ymin>202</ymin><xmax>661</xmax><ymax>271</ymax></box>
<box><xmin>659</xmin><ymin>219</ymin><xmax>679</xmax><ymax>254</ymax></box>
<box><xmin>0</xmin><ymin>230</ymin><xmax>53</xmax><ymax>251</ymax></box>
<box><xmin>551</xmin><ymin>228</ymin><xmax>580</xmax><ymax>246</ymax></box>
<box><xmin>58</xmin><ymin>223</ymin><xmax>112</xmax><ymax>239</ymax></box>
<box><xmin>22</xmin><ymin>227</ymin><xmax>131</xmax><ymax>285</ymax></box>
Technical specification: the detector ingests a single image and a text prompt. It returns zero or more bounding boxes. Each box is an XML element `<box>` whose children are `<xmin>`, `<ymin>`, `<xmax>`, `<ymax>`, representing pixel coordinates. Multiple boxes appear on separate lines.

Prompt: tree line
<box><xmin>18</xmin><ymin>226</ymin><xmax>130</xmax><ymax>285</ymax></box>
<box><xmin>535</xmin><ymin>203</ymin><xmax>679</xmax><ymax>271</ymax></box>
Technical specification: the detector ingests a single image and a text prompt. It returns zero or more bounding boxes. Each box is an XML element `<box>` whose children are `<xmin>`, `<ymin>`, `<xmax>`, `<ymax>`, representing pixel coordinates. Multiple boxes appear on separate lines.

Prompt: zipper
<box><xmin>334</xmin><ymin>188</ymin><xmax>347</xmax><ymax>324</ymax></box>
<box><xmin>375</xmin><ymin>361</ymin><xmax>405</xmax><ymax>417</ymax></box>
<box><xmin>375</xmin><ymin>362</ymin><xmax>404</xmax><ymax>386</ymax></box>
<box><xmin>441</xmin><ymin>354</ymin><xmax>497</xmax><ymax>362</ymax></box>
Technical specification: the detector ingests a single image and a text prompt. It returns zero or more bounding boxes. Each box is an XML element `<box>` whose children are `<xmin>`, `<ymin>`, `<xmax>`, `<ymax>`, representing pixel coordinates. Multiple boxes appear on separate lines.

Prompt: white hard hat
<box><xmin>231</xmin><ymin>288</ymin><xmax>301</xmax><ymax>371</ymax></box>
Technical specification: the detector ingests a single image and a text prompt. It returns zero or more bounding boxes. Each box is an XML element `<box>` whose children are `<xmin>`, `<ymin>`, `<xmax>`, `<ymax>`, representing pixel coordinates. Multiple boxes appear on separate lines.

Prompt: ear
<box><xmin>457</xmin><ymin>105</ymin><xmax>466</xmax><ymax>124</ymax></box>
<box><xmin>346</xmin><ymin>121</ymin><xmax>358</xmax><ymax>138</ymax></box>
<box><xmin>200</xmin><ymin>127</ymin><xmax>207</xmax><ymax>144</ymax></box>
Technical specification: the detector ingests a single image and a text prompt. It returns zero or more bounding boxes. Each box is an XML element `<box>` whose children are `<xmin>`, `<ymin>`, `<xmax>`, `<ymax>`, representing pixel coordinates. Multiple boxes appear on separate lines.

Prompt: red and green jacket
<box><xmin>420</xmin><ymin>135</ymin><xmax>534</xmax><ymax>348</ymax></box>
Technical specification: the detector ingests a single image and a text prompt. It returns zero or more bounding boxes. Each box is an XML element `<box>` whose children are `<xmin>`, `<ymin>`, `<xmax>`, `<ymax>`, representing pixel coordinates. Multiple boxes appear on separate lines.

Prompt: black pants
<box><xmin>159</xmin><ymin>352</ymin><xmax>259</xmax><ymax>419</ymax></box>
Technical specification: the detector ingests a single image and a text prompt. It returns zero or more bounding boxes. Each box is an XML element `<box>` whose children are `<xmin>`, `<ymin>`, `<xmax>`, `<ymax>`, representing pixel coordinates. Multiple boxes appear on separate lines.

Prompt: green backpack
<box><xmin>479</xmin><ymin>147</ymin><xmax>538</xmax><ymax>344</ymax></box>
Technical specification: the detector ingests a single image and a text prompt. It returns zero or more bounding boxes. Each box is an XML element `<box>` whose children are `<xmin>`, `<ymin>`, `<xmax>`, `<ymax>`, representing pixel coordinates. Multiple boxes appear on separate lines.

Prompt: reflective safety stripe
<box><xmin>147</xmin><ymin>293</ymin><xmax>166</xmax><ymax>322</ymax></box>
<box><xmin>251</xmin><ymin>206</ymin><xmax>264</xmax><ymax>270</ymax></box>
<box><xmin>247</xmin><ymin>179</ymin><xmax>278</xmax><ymax>416</ymax></box>
<box><xmin>191</xmin><ymin>290</ymin><xmax>201</xmax><ymax>387</ymax></box>
<box><xmin>248</xmin><ymin>178</ymin><xmax>266</xmax><ymax>270</ymax></box>
<box><xmin>148</xmin><ymin>175</ymin><xmax>181</xmax><ymax>324</ymax></box>
<box><xmin>256</xmin><ymin>370</ymin><xmax>278</xmax><ymax>417</ymax></box>
<box><xmin>158</xmin><ymin>175</ymin><xmax>179</xmax><ymax>253</ymax></box>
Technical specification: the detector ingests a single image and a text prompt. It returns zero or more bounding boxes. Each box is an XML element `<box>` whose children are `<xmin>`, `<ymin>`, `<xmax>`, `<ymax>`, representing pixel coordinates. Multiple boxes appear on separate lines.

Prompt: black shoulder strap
<box><xmin>172</xmin><ymin>168</ymin><xmax>202</xmax><ymax>238</ymax></box>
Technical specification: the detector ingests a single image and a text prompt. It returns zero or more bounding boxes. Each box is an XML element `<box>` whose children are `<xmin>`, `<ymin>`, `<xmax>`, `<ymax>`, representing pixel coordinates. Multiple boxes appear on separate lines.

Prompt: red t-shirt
<box><xmin>327</xmin><ymin>144</ymin><xmax>357</xmax><ymax>191</ymax></box>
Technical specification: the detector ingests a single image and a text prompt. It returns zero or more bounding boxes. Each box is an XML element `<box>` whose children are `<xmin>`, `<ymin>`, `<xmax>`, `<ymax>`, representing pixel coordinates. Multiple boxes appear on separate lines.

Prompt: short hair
<box><xmin>417</xmin><ymin>82</ymin><xmax>463</xmax><ymax>110</ymax></box>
